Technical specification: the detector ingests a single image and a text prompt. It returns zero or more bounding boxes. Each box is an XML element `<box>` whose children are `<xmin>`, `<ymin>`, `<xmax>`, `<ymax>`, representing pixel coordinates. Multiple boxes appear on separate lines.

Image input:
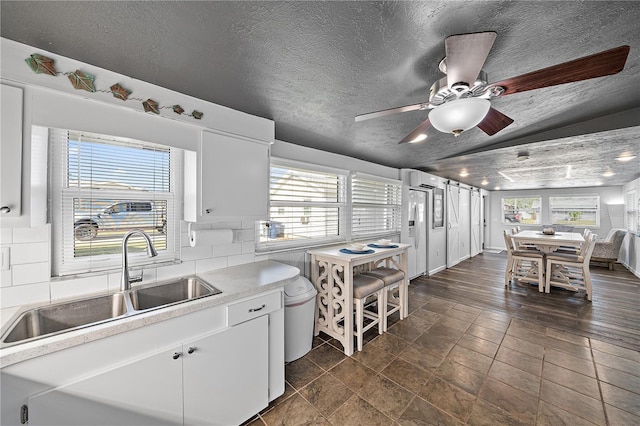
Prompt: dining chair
<box><xmin>545</xmin><ymin>233</ymin><xmax>597</xmax><ymax>301</ymax></box>
<box><xmin>503</xmin><ymin>230</ymin><xmax>545</xmax><ymax>291</ymax></box>
<box><xmin>361</xmin><ymin>267</ymin><xmax>407</xmax><ymax>331</ymax></box>
<box><xmin>352</xmin><ymin>274</ymin><xmax>385</xmax><ymax>351</ymax></box>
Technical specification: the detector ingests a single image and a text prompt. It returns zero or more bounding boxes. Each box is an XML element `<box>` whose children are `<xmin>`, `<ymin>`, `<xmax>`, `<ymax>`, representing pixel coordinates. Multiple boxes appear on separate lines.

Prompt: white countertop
<box><xmin>0</xmin><ymin>260</ymin><xmax>299</xmax><ymax>368</ymax></box>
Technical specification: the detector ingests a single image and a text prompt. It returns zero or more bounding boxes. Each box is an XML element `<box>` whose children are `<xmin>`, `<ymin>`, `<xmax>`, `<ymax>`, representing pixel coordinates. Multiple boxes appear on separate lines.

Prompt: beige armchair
<box><xmin>590</xmin><ymin>229</ymin><xmax>627</xmax><ymax>270</ymax></box>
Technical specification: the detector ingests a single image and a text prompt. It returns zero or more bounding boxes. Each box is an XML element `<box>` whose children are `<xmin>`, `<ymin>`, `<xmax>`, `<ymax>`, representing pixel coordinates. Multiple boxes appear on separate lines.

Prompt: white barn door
<box><xmin>458</xmin><ymin>187</ymin><xmax>471</xmax><ymax>262</ymax></box>
<box><xmin>447</xmin><ymin>185</ymin><xmax>460</xmax><ymax>268</ymax></box>
<box><xmin>471</xmin><ymin>190</ymin><xmax>481</xmax><ymax>257</ymax></box>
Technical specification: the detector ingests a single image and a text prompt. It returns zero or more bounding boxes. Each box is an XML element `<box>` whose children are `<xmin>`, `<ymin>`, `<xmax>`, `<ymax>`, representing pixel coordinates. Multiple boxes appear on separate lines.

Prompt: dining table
<box><xmin>307</xmin><ymin>242</ymin><xmax>410</xmax><ymax>356</ymax></box>
<box><xmin>511</xmin><ymin>230</ymin><xmax>585</xmax><ymax>254</ymax></box>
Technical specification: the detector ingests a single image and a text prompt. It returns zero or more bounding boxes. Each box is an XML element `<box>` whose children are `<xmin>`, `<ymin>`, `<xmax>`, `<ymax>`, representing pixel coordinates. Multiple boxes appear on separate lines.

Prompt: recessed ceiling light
<box><xmin>459</xmin><ymin>170</ymin><xmax>469</xmax><ymax>177</ymax></box>
<box><xmin>602</xmin><ymin>170</ymin><xmax>615</xmax><ymax>177</ymax></box>
<box><xmin>616</xmin><ymin>153</ymin><xmax>636</xmax><ymax>162</ymax></box>
<box><xmin>517</xmin><ymin>152</ymin><xmax>530</xmax><ymax>161</ymax></box>
<box><xmin>481</xmin><ymin>179</ymin><xmax>488</xmax><ymax>186</ymax></box>
<box><xmin>494</xmin><ymin>186</ymin><xmax>501</xmax><ymax>190</ymax></box>
<box><xmin>409</xmin><ymin>133</ymin><xmax>427</xmax><ymax>143</ymax></box>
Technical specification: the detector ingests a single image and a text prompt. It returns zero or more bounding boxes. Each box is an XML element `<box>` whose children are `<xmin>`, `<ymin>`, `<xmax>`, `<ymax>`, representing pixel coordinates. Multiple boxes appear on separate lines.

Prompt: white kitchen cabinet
<box><xmin>3</xmin><ymin>289</ymin><xmax>283</xmax><ymax>426</ymax></box>
<box><xmin>26</xmin><ymin>317</ymin><xmax>268</xmax><ymax>426</ymax></box>
<box><xmin>0</xmin><ymin>84</ymin><xmax>23</xmax><ymax>218</ymax></box>
<box><xmin>183</xmin><ymin>315</ymin><xmax>268</xmax><ymax>425</ymax></box>
<box><xmin>28</xmin><ymin>345</ymin><xmax>184</xmax><ymax>425</ymax></box>
<box><xmin>184</xmin><ymin>130</ymin><xmax>270</xmax><ymax>222</ymax></box>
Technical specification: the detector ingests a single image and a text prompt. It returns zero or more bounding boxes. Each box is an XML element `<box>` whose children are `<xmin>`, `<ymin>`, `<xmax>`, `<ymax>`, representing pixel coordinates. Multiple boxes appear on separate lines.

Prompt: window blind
<box><xmin>258</xmin><ymin>161</ymin><xmax>347</xmax><ymax>249</ymax></box>
<box><xmin>351</xmin><ymin>174</ymin><xmax>402</xmax><ymax>236</ymax></box>
<box><xmin>549</xmin><ymin>195</ymin><xmax>600</xmax><ymax>228</ymax></box>
<box><xmin>50</xmin><ymin>129</ymin><xmax>181</xmax><ymax>276</ymax></box>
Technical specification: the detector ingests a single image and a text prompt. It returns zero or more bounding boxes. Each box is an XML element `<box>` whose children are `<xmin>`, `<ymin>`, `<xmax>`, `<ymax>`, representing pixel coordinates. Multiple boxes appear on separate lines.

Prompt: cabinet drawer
<box><xmin>226</xmin><ymin>291</ymin><xmax>282</xmax><ymax>326</ymax></box>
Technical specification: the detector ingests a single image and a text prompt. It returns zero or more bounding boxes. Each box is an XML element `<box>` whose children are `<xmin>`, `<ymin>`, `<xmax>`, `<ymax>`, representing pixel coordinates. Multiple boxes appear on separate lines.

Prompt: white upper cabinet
<box><xmin>185</xmin><ymin>130</ymin><xmax>270</xmax><ymax>222</ymax></box>
<box><xmin>0</xmin><ymin>84</ymin><xmax>23</xmax><ymax>218</ymax></box>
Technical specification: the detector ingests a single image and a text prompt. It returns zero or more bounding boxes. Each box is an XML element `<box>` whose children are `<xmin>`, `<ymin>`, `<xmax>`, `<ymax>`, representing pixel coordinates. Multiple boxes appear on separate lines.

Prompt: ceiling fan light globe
<box><xmin>429</xmin><ymin>98</ymin><xmax>491</xmax><ymax>135</ymax></box>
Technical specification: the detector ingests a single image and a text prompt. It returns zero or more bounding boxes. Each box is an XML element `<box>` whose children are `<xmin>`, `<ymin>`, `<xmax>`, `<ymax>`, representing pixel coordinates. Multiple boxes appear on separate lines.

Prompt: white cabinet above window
<box><xmin>184</xmin><ymin>130</ymin><xmax>270</xmax><ymax>222</ymax></box>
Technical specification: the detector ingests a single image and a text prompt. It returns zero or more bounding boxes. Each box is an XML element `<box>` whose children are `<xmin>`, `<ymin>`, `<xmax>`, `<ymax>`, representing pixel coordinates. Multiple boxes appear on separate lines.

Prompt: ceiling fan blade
<box><xmin>491</xmin><ymin>45</ymin><xmax>630</xmax><ymax>96</ymax></box>
<box><xmin>477</xmin><ymin>107</ymin><xmax>514</xmax><ymax>136</ymax></box>
<box><xmin>355</xmin><ymin>102</ymin><xmax>430</xmax><ymax>122</ymax></box>
<box><xmin>398</xmin><ymin>118</ymin><xmax>432</xmax><ymax>144</ymax></box>
<box><xmin>445</xmin><ymin>32</ymin><xmax>496</xmax><ymax>88</ymax></box>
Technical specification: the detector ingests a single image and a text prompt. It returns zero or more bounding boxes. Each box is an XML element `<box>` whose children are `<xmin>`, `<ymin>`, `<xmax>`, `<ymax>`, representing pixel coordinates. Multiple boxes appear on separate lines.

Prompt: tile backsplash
<box><xmin>0</xmin><ymin>220</ymin><xmax>304</xmax><ymax>309</ymax></box>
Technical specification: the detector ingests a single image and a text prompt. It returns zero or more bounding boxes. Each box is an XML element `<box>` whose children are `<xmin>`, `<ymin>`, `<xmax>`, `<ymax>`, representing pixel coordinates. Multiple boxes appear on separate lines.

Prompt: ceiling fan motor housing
<box><xmin>429</xmin><ymin>70</ymin><xmax>501</xmax><ymax>106</ymax></box>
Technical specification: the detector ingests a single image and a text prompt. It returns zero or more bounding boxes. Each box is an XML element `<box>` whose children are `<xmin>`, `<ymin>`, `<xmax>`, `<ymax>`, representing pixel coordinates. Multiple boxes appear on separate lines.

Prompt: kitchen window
<box><xmin>50</xmin><ymin>129</ymin><xmax>181</xmax><ymax>276</ymax></box>
<box><xmin>351</xmin><ymin>173</ymin><xmax>402</xmax><ymax>237</ymax></box>
<box><xmin>257</xmin><ymin>159</ymin><xmax>347</xmax><ymax>250</ymax></box>
<box><xmin>501</xmin><ymin>196</ymin><xmax>541</xmax><ymax>225</ymax></box>
<box><xmin>549</xmin><ymin>195</ymin><xmax>600</xmax><ymax>228</ymax></box>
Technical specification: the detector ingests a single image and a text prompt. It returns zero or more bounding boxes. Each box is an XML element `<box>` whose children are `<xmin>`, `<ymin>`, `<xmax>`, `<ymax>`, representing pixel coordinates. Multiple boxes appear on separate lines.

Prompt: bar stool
<box><xmin>352</xmin><ymin>274</ymin><xmax>385</xmax><ymax>351</ymax></box>
<box><xmin>362</xmin><ymin>267</ymin><xmax>406</xmax><ymax>331</ymax></box>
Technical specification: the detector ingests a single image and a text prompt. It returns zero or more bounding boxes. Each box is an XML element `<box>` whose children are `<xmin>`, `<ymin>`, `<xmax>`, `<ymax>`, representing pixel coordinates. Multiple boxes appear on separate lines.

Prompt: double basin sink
<box><xmin>1</xmin><ymin>277</ymin><xmax>221</xmax><ymax>347</ymax></box>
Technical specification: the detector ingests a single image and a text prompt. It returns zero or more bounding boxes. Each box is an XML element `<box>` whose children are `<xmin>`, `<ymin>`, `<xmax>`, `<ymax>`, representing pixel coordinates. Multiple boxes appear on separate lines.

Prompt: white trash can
<box><xmin>284</xmin><ymin>276</ymin><xmax>318</xmax><ymax>362</ymax></box>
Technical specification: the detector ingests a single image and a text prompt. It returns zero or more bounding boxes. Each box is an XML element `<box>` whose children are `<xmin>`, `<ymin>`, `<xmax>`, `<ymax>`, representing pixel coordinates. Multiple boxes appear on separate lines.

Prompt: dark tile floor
<box><xmin>244</xmin><ymin>258</ymin><xmax>640</xmax><ymax>425</ymax></box>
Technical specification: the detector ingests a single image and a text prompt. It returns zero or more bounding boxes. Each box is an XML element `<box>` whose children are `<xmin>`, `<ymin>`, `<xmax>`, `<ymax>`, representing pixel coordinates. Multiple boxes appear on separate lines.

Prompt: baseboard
<box><xmin>622</xmin><ymin>261</ymin><xmax>640</xmax><ymax>279</ymax></box>
<box><xmin>429</xmin><ymin>264</ymin><xmax>447</xmax><ymax>276</ymax></box>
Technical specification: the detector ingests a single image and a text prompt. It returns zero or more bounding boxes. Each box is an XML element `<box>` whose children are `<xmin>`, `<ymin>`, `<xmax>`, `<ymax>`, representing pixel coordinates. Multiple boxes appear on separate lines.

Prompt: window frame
<box><xmin>256</xmin><ymin>158</ymin><xmax>348</xmax><ymax>251</ymax></box>
<box><xmin>50</xmin><ymin>128</ymin><xmax>182</xmax><ymax>277</ymax></box>
<box><xmin>549</xmin><ymin>194</ymin><xmax>600</xmax><ymax>228</ymax></box>
<box><xmin>501</xmin><ymin>196</ymin><xmax>542</xmax><ymax>225</ymax></box>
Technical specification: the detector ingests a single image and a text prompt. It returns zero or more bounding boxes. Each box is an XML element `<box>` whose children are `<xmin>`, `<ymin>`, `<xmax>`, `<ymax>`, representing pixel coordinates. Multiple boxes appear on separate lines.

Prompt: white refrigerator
<box><xmin>407</xmin><ymin>189</ymin><xmax>428</xmax><ymax>279</ymax></box>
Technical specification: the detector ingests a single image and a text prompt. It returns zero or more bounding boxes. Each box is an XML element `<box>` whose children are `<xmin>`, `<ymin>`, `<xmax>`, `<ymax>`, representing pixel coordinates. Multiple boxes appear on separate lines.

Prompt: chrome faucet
<box><xmin>120</xmin><ymin>230</ymin><xmax>158</xmax><ymax>291</ymax></box>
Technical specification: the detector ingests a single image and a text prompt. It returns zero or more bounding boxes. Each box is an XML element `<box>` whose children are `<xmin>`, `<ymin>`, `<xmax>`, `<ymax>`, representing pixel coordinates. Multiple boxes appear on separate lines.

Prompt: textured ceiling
<box><xmin>1</xmin><ymin>1</ymin><xmax>639</xmax><ymax>189</ymax></box>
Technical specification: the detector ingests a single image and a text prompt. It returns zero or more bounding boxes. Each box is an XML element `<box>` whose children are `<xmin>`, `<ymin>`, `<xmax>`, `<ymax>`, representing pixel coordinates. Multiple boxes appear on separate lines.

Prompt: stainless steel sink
<box><xmin>1</xmin><ymin>276</ymin><xmax>221</xmax><ymax>347</ymax></box>
<box><xmin>130</xmin><ymin>277</ymin><xmax>221</xmax><ymax>311</ymax></box>
<box><xmin>2</xmin><ymin>293</ymin><xmax>128</xmax><ymax>345</ymax></box>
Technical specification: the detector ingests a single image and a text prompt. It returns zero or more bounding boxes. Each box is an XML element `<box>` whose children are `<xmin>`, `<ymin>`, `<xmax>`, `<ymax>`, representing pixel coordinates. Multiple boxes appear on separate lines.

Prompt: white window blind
<box><xmin>258</xmin><ymin>160</ymin><xmax>347</xmax><ymax>249</ymax></box>
<box><xmin>351</xmin><ymin>173</ymin><xmax>402</xmax><ymax>237</ymax></box>
<box><xmin>50</xmin><ymin>129</ymin><xmax>181</xmax><ymax>276</ymax></box>
<box><xmin>550</xmin><ymin>195</ymin><xmax>600</xmax><ymax>228</ymax></box>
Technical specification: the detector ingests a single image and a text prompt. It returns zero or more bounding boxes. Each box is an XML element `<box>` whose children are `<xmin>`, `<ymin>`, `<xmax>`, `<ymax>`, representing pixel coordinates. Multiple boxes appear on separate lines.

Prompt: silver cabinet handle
<box><xmin>249</xmin><ymin>304</ymin><xmax>266</xmax><ymax>313</ymax></box>
<box><xmin>172</xmin><ymin>352</ymin><xmax>182</xmax><ymax>360</ymax></box>
<box><xmin>188</xmin><ymin>347</ymin><xmax>196</xmax><ymax>354</ymax></box>
<box><xmin>0</xmin><ymin>207</ymin><xmax>10</xmax><ymax>214</ymax></box>
<box><xmin>205</xmin><ymin>208</ymin><xmax>212</xmax><ymax>214</ymax></box>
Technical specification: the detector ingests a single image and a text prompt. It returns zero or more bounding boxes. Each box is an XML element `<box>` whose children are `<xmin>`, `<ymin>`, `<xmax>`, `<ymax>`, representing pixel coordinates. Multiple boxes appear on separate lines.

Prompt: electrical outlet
<box><xmin>1</xmin><ymin>247</ymin><xmax>9</xmax><ymax>271</ymax></box>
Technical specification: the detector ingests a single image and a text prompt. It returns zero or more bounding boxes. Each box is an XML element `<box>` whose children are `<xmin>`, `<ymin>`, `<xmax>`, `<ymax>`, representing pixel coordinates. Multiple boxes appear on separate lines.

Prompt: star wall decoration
<box><xmin>25</xmin><ymin>52</ymin><xmax>204</xmax><ymax>121</ymax></box>
<box><xmin>143</xmin><ymin>99</ymin><xmax>160</xmax><ymax>114</ymax></box>
<box><xmin>67</xmin><ymin>70</ymin><xmax>96</xmax><ymax>92</ymax></box>
<box><xmin>110</xmin><ymin>83</ymin><xmax>131</xmax><ymax>101</ymax></box>
<box><xmin>25</xmin><ymin>54</ymin><xmax>57</xmax><ymax>76</ymax></box>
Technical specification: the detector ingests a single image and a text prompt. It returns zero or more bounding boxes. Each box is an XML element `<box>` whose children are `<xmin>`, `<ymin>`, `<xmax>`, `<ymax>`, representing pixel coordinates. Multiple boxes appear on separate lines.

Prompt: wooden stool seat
<box><xmin>362</xmin><ymin>267</ymin><xmax>407</xmax><ymax>331</ymax></box>
<box><xmin>352</xmin><ymin>274</ymin><xmax>385</xmax><ymax>351</ymax></box>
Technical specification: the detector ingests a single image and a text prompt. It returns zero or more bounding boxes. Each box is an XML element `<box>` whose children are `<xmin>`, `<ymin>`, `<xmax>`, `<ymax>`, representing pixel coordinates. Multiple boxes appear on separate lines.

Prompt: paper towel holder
<box><xmin>187</xmin><ymin>221</ymin><xmax>238</xmax><ymax>244</ymax></box>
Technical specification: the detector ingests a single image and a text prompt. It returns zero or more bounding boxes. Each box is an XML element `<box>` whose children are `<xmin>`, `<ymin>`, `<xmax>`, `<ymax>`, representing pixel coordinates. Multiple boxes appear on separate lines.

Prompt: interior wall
<box><xmin>486</xmin><ymin>186</ymin><xmax>625</xmax><ymax>251</ymax></box>
<box><xmin>620</xmin><ymin>177</ymin><xmax>640</xmax><ymax>277</ymax></box>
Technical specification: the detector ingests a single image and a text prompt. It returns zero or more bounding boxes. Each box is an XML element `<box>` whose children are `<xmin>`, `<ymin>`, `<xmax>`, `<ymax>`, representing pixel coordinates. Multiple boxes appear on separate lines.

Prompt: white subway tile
<box><xmin>181</xmin><ymin>245</ymin><xmax>213</xmax><ymax>261</ymax></box>
<box><xmin>156</xmin><ymin>261</ymin><xmax>195</xmax><ymax>281</ymax></box>
<box><xmin>1</xmin><ymin>269</ymin><xmax>12</xmax><ymax>287</ymax></box>
<box><xmin>227</xmin><ymin>254</ymin><xmax>255</xmax><ymax>268</ymax></box>
<box><xmin>12</xmin><ymin>262</ymin><xmax>50</xmax><ymax>286</ymax></box>
<box><xmin>211</xmin><ymin>243</ymin><xmax>242</xmax><ymax>258</ymax></box>
<box><xmin>195</xmin><ymin>257</ymin><xmax>227</xmax><ymax>274</ymax></box>
<box><xmin>212</xmin><ymin>221</ymin><xmax>242</xmax><ymax>229</ymax></box>
<box><xmin>10</xmin><ymin>242</ymin><xmax>49</xmax><ymax>264</ymax></box>
<box><xmin>13</xmin><ymin>224</ymin><xmax>50</xmax><ymax>243</ymax></box>
<box><xmin>241</xmin><ymin>242</ymin><xmax>256</xmax><ymax>254</ymax></box>
<box><xmin>241</xmin><ymin>219</ymin><xmax>258</xmax><ymax>229</ymax></box>
<box><xmin>254</xmin><ymin>254</ymin><xmax>270</xmax><ymax>263</ymax></box>
<box><xmin>51</xmin><ymin>275</ymin><xmax>108</xmax><ymax>300</ymax></box>
<box><xmin>0</xmin><ymin>228</ymin><xmax>12</xmax><ymax>244</ymax></box>
<box><xmin>1</xmin><ymin>282</ymin><xmax>50</xmax><ymax>308</ymax></box>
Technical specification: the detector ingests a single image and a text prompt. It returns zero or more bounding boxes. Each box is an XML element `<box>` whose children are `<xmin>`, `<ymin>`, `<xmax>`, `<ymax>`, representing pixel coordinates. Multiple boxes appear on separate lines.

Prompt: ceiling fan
<box><xmin>355</xmin><ymin>32</ymin><xmax>630</xmax><ymax>144</ymax></box>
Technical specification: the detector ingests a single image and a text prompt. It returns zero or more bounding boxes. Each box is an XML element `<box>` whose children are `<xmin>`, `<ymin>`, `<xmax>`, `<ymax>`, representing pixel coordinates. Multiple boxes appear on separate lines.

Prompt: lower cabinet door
<box><xmin>183</xmin><ymin>315</ymin><xmax>269</xmax><ymax>426</ymax></box>
<box><xmin>27</xmin><ymin>345</ymin><xmax>184</xmax><ymax>425</ymax></box>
